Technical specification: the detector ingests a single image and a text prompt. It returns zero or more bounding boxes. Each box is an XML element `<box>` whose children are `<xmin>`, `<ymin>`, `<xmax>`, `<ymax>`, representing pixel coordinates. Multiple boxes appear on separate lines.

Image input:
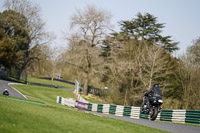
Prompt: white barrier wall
<box><xmin>57</xmin><ymin>96</ymin><xmax>76</xmax><ymax>107</ymax></box>
<box><xmin>102</xmin><ymin>104</ymin><xmax>110</xmax><ymax>114</ymax></box>
<box><xmin>91</xmin><ymin>104</ymin><xmax>98</xmax><ymax>112</ymax></box>
<box><xmin>130</xmin><ymin>107</ymin><xmax>140</xmax><ymax>119</ymax></box>
<box><xmin>115</xmin><ymin>105</ymin><xmax>124</xmax><ymax>116</ymax></box>
<box><xmin>172</xmin><ymin>110</ymin><xmax>186</xmax><ymax>123</ymax></box>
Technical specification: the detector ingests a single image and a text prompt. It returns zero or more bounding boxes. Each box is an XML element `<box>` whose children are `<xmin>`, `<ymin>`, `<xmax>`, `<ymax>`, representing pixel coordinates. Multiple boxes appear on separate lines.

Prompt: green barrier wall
<box><xmin>123</xmin><ymin>106</ymin><xmax>132</xmax><ymax>117</ymax></box>
<box><xmin>140</xmin><ymin>112</ymin><xmax>149</xmax><ymax>119</ymax></box>
<box><xmin>185</xmin><ymin>110</ymin><xmax>200</xmax><ymax>124</ymax></box>
<box><xmin>59</xmin><ymin>96</ymin><xmax>62</xmax><ymax>104</ymax></box>
<box><xmin>97</xmin><ymin>104</ymin><xmax>103</xmax><ymax>113</ymax></box>
<box><xmin>87</xmin><ymin>103</ymin><xmax>92</xmax><ymax>111</ymax></box>
<box><xmin>160</xmin><ymin>110</ymin><xmax>173</xmax><ymax>122</ymax></box>
<box><xmin>109</xmin><ymin>105</ymin><xmax>116</xmax><ymax>114</ymax></box>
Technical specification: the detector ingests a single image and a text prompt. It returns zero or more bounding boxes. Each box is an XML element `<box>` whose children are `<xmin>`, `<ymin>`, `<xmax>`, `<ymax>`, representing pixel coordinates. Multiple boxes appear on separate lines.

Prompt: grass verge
<box><xmin>26</xmin><ymin>78</ymin><xmax>106</xmax><ymax>104</ymax></box>
<box><xmin>0</xmin><ymin>95</ymin><xmax>168</xmax><ymax>133</ymax></box>
<box><xmin>11</xmin><ymin>84</ymin><xmax>74</xmax><ymax>106</ymax></box>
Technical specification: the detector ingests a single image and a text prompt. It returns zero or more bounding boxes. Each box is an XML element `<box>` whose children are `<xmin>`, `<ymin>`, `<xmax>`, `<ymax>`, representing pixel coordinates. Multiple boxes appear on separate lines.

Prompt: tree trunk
<box><xmin>17</xmin><ymin>69</ymin><xmax>23</xmax><ymax>80</ymax></box>
<box><xmin>83</xmin><ymin>72</ymin><xmax>89</xmax><ymax>95</ymax></box>
<box><xmin>83</xmin><ymin>49</ymin><xmax>91</xmax><ymax>96</ymax></box>
<box><xmin>124</xmin><ymin>88</ymin><xmax>128</xmax><ymax>106</ymax></box>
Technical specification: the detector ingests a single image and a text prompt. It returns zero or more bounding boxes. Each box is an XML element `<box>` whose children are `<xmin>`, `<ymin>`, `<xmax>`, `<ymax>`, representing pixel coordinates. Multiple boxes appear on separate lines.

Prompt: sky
<box><xmin>0</xmin><ymin>0</ymin><xmax>200</xmax><ymax>55</ymax></box>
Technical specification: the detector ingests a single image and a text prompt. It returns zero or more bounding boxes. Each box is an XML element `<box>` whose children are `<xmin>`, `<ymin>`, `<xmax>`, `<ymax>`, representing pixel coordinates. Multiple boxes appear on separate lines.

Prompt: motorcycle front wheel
<box><xmin>149</xmin><ymin>106</ymin><xmax>158</xmax><ymax>121</ymax></box>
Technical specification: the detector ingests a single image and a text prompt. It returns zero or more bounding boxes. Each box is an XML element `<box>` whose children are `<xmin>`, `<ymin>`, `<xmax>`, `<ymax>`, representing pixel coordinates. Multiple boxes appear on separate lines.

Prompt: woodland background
<box><xmin>0</xmin><ymin>0</ymin><xmax>199</xmax><ymax>109</ymax></box>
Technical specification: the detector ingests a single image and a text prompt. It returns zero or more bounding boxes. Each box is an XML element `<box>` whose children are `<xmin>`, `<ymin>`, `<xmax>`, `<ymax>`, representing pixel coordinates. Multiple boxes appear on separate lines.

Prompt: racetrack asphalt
<box><xmin>88</xmin><ymin>111</ymin><xmax>200</xmax><ymax>133</ymax></box>
<box><xmin>0</xmin><ymin>79</ymin><xmax>26</xmax><ymax>99</ymax></box>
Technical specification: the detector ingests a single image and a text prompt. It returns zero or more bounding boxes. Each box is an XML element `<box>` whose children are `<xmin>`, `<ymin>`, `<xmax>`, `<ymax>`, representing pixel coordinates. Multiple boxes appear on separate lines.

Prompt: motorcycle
<box><xmin>141</xmin><ymin>96</ymin><xmax>163</xmax><ymax>121</ymax></box>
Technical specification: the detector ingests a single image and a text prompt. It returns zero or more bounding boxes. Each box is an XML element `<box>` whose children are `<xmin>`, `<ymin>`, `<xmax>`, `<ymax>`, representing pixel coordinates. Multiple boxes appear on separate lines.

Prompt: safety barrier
<box><xmin>160</xmin><ymin>110</ymin><xmax>173</xmax><ymax>121</ymax></box>
<box><xmin>130</xmin><ymin>107</ymin><xmax>141</xmax><ymax>119</ymax></box>
<box><xmin>185</xmin><ymin>110</ymin><xmax>200</xmax><ymax>124</ymax></box>
<box><xmin>57</xmin><ymin>96</ymin><xmax>62</xmax><ymax>104</ymax></box>
<box><xmin>172</xmin><ymin>110</ymin><xmax>186</xmax><ymax>123</ymax></box>
<box><xmin>57</xmin><ymin>80</ymin><xmax>200</xmax><ymax>124</ymax></box>
<box><xmin>85</xmin><ymin>103</ymin><xmax>141</xmax><ymax>119</ymax></box>
<box><xmin>57</xmin><ymin>96</ymin><xmax>76</xmax><ymax>107</ymax></box>
<box><xmin>77</xmin><ymin>101</ymin><xmax>88</xmax><ymax>110</ymax></box>
<box><xmin>57</xmin><ymin>96</ymin><xmax>200</xmax><ymax>124</ymax></box>
<box><xmin>102</xmin><ymin>104</ymin><xmax>110</xmax><ymax>114</ymax></box>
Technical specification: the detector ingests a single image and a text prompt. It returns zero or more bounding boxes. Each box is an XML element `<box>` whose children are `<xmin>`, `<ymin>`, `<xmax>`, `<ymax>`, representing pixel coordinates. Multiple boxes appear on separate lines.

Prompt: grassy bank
<box><xmin>11</xmin><ymin>84</ymin><xmax>74</xmax><ymax>106</ymax></box>
<box><xmin>0</xmin><ymin>95</ymin><xmax>168</xmax><ymax>133</ymax></box>
<box><xmin>26</xmin><ymin>77</ymin><xmax>104</xmax><ymax>104</ymax></box>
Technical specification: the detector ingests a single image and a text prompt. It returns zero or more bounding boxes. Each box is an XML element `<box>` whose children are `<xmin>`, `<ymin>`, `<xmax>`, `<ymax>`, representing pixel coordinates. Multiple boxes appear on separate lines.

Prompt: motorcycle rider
<box><xmin>143</xmin><ymin>83</ymin><xmax>162</xmax><ymax>113</ymax></box>
<box><xmin>3</xmin><ymin>89</ymin><xmax>9</xmax><ymax>96</ymax></box>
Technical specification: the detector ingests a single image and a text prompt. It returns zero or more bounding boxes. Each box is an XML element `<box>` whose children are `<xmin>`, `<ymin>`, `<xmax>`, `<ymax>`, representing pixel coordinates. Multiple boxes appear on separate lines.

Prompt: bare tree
<box><xmin>65</xmin><ymin>38</ymin><xmax>103</xmax><ymax>95</ymax></box>
<box><xmin>27</xmin><ymin>44</ymin><xmax>54</xmax><ymax>77</ymax></box>
<box><xmin>102</xmin><ymin>35</ymin><xmax>142</xmax><ymax>106</ymax></box>
<box><xmin>176</xmin><ymin>39</ymin><xmax>200</xmax><ymax>109</ymax></box>
<box><xmin>66</xmin><ymin>5</ymin><xmax>113</xmax><ymax>95</ymax></box>
<box><xmin>70</xmin><ymin>5</ymin><xmax>113</xmax><ymax>47</ymax></box>
<box><xmin>137</xmin><ymin>44</ymin><xmax>176</xmax><ymax>90</ymax></box>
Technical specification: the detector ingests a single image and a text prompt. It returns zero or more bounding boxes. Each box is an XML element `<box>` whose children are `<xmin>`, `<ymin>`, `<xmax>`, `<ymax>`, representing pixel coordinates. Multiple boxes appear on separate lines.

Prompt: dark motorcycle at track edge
<box><xmin>140</xmin><ymin>84</ymin><xmax>163</xmax><ymax>121</ymax></box>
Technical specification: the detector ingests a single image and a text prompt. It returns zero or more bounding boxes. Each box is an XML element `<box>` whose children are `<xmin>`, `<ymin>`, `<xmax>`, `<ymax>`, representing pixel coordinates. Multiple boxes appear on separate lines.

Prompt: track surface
<box><xmin>28</xmin><ymin>82</ymin><xmax>74</xmax><ymax>90</ymax></box>
<box><xmin>89</xmin><ymin>112</ymin><xmax>200</xmax><ymax>133</ymax></box>
<box><xmin>0</xmin><ymin>79</ymin><xmax>26</xmax><ymax>99</ymax></box>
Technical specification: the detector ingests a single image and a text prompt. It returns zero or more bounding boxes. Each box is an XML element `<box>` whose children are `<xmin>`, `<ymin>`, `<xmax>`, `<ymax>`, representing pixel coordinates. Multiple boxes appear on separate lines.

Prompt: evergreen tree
<box><xmin>0</xmin><ymin>10</ymin><xmax>30</xmax><ymax>78</ymax></box>
<box><xmin>119</xmin><ymin>12</ymin><xmax>179</xmax><ymax>52</ymax></box>
<box><xmin>0</xmin><ymin>10</ymin><xmax>30</xmax><ymax>52</ymax></box>
<box><xmin>0</xmin><ymin>29</ymin><xmax>18</xmax><ymax>68</ymax></box>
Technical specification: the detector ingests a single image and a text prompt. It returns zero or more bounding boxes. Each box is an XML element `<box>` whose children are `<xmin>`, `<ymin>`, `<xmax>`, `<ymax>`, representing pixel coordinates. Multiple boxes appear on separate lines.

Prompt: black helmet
<box><xmin>153</xmin><ymin>83</ymin><xmax>159</xmax><ymax>88</ymax></box>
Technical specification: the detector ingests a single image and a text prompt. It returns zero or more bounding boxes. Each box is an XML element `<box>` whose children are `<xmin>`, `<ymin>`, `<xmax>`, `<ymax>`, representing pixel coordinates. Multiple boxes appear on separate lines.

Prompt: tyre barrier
<box><xmin>185</xmin><ymin>110</ymin><xmax>200</xmax><ymax>124</ymax></box>
<box><xmin>56</xmin><ymin>96</ymin><xmax>200</xmax><ymax>124</ymax></box>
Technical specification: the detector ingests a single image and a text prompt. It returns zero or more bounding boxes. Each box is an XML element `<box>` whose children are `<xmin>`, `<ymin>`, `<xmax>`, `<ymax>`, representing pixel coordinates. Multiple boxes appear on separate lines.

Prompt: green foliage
<box><xmin>0</xmin><ymin>9</ymin><xmax>52</xmax><ymax>79</ymax></box>
<box><xmin>120</xmin><ymin>13</ymin><xmax>164</xmax><ymax>41</ymax></box>
<box><xmin>0</xmin><ymin>10</ymin><xmax>30</xmax><ymax>77</ymax></box>
<box><xmin>163</xmin><ymin>75</ymin><xmax>182</xmax><ymax>100</ymax></box>
<box><xmin>119</xmin><ymin>12</ymin><xmax>179</xmax><ymax>52</ymax></box>
<box><xmin>0</xmin><ymin>29</ymin><xmax>18</xmax><ymax>68</ymax></box>
<box><xmin>0</xmin><ymin>10</ymin><xmax>30</xmax><ymax>52</ymax></box>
